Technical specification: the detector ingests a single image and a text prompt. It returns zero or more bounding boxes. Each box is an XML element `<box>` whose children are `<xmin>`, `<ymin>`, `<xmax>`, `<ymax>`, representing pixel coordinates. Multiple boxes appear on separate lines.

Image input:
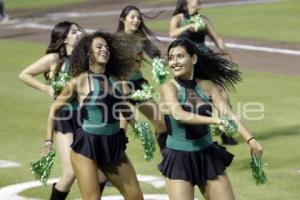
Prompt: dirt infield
<box><xmin>1</xmin><ymin>0</ymin><xmax>299</xmax><ymax>76</ymax></box>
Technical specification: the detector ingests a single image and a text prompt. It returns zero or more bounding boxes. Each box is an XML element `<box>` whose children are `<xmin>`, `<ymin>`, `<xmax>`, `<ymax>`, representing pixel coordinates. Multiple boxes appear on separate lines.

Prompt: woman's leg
<box><xmin>137</xmin><ymin>99</ymin><xmax>167</xmax><ymax>133</ymax></box>
<box><xmin>70</xmin><ymin>150</ymin><xmax>100</xmax><ymax>200</ymax></box>
<box><xmin>54</xmin><ymin>132</ymin><xmax>76</xmax><ymax>192</ymax></box>
<box><xmin>120</xmin><ymin>112</ymin><xmax>129</xmax><ymax>130</ymax></box>
<box><xmin>198</xmin><ymin>173</ymin><xmax>235</xmax><ymax>200</ymax></box>
<box><xmin>165</xmin><ymin>178</ymin><xmax>194</xmax><ymax>200</ymax></box>
<box><xmin>101</xmin><ymin>154</ymin><xmax>143</xmax><ymax>200</ymax></box>
<box><xmin>98</xmin><ymin>169</ymin><xmax>107</xmax><ymax>193</ymax></box>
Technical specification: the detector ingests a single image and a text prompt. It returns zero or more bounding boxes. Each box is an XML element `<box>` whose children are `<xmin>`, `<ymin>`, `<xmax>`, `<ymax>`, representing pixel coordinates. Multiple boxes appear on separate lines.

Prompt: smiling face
<box><xmin>90</xmin><ymin>37</ymin><xmax>110</xmax><ymax>65</ymax></box>
<box><xmin>123</xmin><ymin>9</ymin><xmax>142</xmax><ymax>34</ymax></box>
<box><xmin>168</xmin><ymin>46</ymin><xmax>197</xmax><ymax>79</ymax></box>
<box><xmin>187</xmin><ymin>0</ymin><xmax>202</xmax><ymax>10</ymax></box>
<box><xmin>64</xmin><ymin>24</ymin><xmax>84</xmax><ymax>47</ymax></box>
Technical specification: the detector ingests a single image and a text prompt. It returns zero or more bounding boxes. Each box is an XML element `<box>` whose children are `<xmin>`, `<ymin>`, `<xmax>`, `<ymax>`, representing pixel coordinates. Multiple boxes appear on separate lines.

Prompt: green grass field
<box><xmin>1</xmin><ymin>0</ymin><xmax>300</xmax><ymax>199</ymax></box>
<box><xmin>0</xmin><ymin>38</ymin><xmax>300</xmax><ymax>199</ymax></box>
<box><xmin>6</xmin><ymin>0</ymin><xmax>87</xmax><ymax>11</ymax></box>
<box><xmin>147</xmin><ymin>0</ymin><xmax>300</xmax><ymax>43</ymax></box>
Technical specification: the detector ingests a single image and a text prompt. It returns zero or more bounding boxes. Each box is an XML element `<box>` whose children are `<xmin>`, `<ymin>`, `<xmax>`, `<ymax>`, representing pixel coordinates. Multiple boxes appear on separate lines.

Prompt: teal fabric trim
<box><xmin>61</xmin><ymin>58</ymin><xmax>70</xmax><ymax>73</ymax></box>
<box><xmin>83</xmin><ymin>122</ymin><xmax>120</xmax><ymax>136</ymax></box>
<box><xmin>195</xmin><ymin>85</ymin><xmax>210</xmax><ymax>102</ymax></box>
<box><xmin>178</xmin><ymin>86</ymin><xmax>186</xmax><ymax>104</ymax></box>
<box><xmin>83</xmin><ymin>77</ymin><xmax>103</xmax><ymax>127</ymax></box>
<box><xmin>61</xmin><ymin>98</ymin><xmax>79</xmax><ymax>111</ymax></box>
<box><xmin>82</xmin><ymin>75</ymin><xmax>121</xmax><ymax>135</ymax></box>
<box><xmin>167</xmin><ymin>131</ymin><xmax>213</xmax><ymax>151</ymax></box>
<box><xmin>182</xmin><ymin>17</ymin><xmax>189</xmax><ymax>26</ymax></box>
<box><xmin>165</xmin><ymin>82</ymin><xmax>213</xmax><ymax>151</ymax></box>
<box><xmin>128</xmin><ymin>70</ymin><xmax>143</xmax><ymax>81</ymax></box>
<box><xmin>109</xmin><ymin>76</ymin><xmax>122</xmax><ymax>93</ymax></box>
<box><xmin>195</xmin><ymin>43</ymin><xmax>210</xmax><ymax>53</ymax></box>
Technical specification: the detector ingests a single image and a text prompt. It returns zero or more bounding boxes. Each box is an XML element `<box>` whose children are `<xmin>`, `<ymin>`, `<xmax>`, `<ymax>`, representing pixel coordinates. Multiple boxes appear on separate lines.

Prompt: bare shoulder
<box><xmin>197</xmin><ymin>79</ymin><xmax>216</xmax><ymax>94</ymax></box>
<box><xmin>161</xmin><ymin>80</ymin><xmax>178</xmax><ymax>94</ymax></box>
<box><xmin>173</xmin><ymin>13</ymin><xmax>184</xmax><ymax>19</ymax></box>
<box><xmin>171</xmin><ymin>13</ymin><xmax>184</xmax><ymax>23</ymax></box>
<box><xmin>76</xmin><ymin>72</ymin><xmax>88</xmax><ymax>84</ymax></box>
<box><xmin>44</xmin><ymin>53</ymin><xmax>59</xmax><ymax>63</ymax></box>
<box><xmin>43</xmin><ymin>53</ymin><xmax>60</xmax><ymax>72</ymax></box>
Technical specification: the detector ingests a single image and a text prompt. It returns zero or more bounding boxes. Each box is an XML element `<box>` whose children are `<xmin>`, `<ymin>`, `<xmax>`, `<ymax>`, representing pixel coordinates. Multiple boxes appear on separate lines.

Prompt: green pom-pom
<box><xmin>131</xmin><ymin>84</ymin><xmax>154</xmax><ymax>101</ymax></box>
<box><xmin>132</xmin><ymin>121</ymin><xmax>156</xmax><ymax>160</ymax></box>
<box><xmin>189</xmin><ymin>14</ymin><xmax>206</xmax><ymax>31</ymax></box>
<box><xmin>152</xmin><ymin>57</ymin><xmax>169</xmax><ymax>84</ymax></box>
<box><xmin>219</xmin><ymin>114</ymin><xmax>238</xmax><ymax>137</ymax></box>
<box><xmin>210</xmin><ymin>124</ymin><xmax>222</xmax><ymax>136</ymax></box>
<box><xmin>48</xmin><ymin>72</ymin><xmax>70</xmax><ymax>94</ymax></box>
<box><xmin>210</xmin><ymin>114</ymin><xmax>238</xmax><ymax>137</ymax></box>
<box><xmin>30</xmin><ymin>151</ymin><xmax>55</xmax><ymax>186</ymax></box>
<box><xmin>250</xmin><ymin>155</ymin><xmax>268</xmax><ymax>185</ymax></box>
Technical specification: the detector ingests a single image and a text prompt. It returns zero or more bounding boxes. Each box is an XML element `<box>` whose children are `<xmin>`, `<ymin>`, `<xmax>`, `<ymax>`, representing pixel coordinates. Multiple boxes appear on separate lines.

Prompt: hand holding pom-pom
<box><xmin>30</xmin><ymin>150</ymin><xmax>56</xmax><ymax>186</ymax></box>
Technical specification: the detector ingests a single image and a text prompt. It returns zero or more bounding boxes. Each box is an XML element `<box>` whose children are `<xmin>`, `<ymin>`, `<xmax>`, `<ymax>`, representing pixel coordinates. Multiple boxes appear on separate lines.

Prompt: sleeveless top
<box><xmin>128</xmin><ymin>69</ymin><xmax>143</xmax><ymax>81</ymax></box>
<box><xmin>60</xmin><ymin>57</ymin><xmax>70</xmax><ymax>74</ymax></box>
<box><xmin>181</xmin><ymin>14</ymin><xmax>210</xmax><ymax>53</ymax></box>
<box><xmin>54</xmin><ymin>57</ymin><xmax>79</xmax><ymax>110</ymax></box>
<box><xmin>81</xmin><ymin>71</ymin><xmax>124</xmax><ymax>136</ymax></box>
<box><xmin>164</xmin><ymin>78</ymin><xmax>213</xmax><ymax>151</ymax></box>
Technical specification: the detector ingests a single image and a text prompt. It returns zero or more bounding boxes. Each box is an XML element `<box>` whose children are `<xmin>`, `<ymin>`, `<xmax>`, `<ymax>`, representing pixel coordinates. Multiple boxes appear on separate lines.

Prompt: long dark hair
<box><xmin>173</xmin><ymin>0</ymin><xmax>201</xmax><ymax>18</ymax></box>
<box><xmin>168</xmin><ymin>38</ymin><xmax>241</xmax><ymax>89</ymax></box>
<box><xmin>70</xmin><ymin>31</ymin><xmax>137</xmax><ymax>79</ymax></box>
<box><xmin>117</xmin><ymin>5</ymin><xmax>161</xmax><ymax>58</ymax></box>
<box><xmin>173</xmin><ymin>0</ymin><xmax>189</xmax><ymax>17</ymax></box>
<box><xmin>44</xmin><ymin>21</ymin><xmax>83</xmax><ymax>80</ymax></box>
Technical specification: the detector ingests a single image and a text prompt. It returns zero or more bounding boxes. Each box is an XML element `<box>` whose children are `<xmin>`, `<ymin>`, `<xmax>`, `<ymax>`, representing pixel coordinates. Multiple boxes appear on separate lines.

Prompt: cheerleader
<box><xmin>117</xmin><ymin>5</ymin><xmax>168</xmax><ymax>151</ymax></box>
<box><xmin>169</xmin><ymin>0</ymin><xmax>238</xmax><ymax>144</ymax></box>
<box><xmin>19</xmin><ymin>21</ymin><xmax>106</xmax><ymax>199</ymax></box>
<box><xmin>159</xmin><ymin>37</ymin><xmax>263</xmax><ymax>200</ymax></box>
<box><xmin>45</xmin><ymin>31</ymin><xmax>143</xmax><ymax>200</ymax></box>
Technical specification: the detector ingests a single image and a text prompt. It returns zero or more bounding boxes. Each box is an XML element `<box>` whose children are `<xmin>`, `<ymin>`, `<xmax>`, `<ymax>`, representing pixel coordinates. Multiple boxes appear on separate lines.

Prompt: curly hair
<box><xmin>70</xmin><ymin>31</ymin><xmax>138</xmax><ymax>79</ymax></box>
<box><xmin>168</xmin><ymin>38</ymin><xmax>242</xmax><ymax>90</ymax></box>
<box><xmin>117</xmin><ymin>5</ymin><xmax>161</xmax><ymax>58</ymax></box>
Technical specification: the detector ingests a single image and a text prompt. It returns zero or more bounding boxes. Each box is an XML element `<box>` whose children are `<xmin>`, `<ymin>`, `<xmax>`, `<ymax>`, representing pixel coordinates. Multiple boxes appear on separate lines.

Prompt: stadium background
<box><xmin>0</xmin><ymin>0</ymin><xmax>299</xmax><ymax>199</ymax></box>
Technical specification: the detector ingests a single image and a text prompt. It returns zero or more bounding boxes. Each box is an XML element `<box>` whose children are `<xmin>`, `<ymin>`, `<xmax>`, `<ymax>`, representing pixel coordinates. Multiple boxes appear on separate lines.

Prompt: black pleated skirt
<box><xmin>54</xmin><ymin>109</ymin><xmax>79</xmax><ymax>134</ymax></box>
<box><xmin>71</xmin><ymin>128</ymin><xmax>128</xmax><ymax>167</ymax></box>
<box><xmin>158</xmin><ymin>142</ymin><xmax>234</xmax><ymax>186</ymax></box>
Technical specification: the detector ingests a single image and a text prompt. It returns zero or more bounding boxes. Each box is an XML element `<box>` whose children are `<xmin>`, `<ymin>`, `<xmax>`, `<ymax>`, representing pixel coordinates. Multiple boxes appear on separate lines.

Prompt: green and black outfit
<box><xmin>127</xmin><ymin>69</ymin><xmax>149</xmax><ymax>105</ymax></box>
<box><xmin>71</xmin><ymin>71</ymin><xmax>128</xmax><ymax>166</ymax></box>
<box><xmin>181</xmin><ymin>14</ymin><xmax>213</xmax><ymax>54</ymax></box>
<box><xmin>158</xmin><ymin>78</ymin><xmax>233</xmax><ymax>185</ymax></box>
<box><xmin>53</xmin><ymin>57</ymin><xmax>80</xmax><ymax>134</ymax></box>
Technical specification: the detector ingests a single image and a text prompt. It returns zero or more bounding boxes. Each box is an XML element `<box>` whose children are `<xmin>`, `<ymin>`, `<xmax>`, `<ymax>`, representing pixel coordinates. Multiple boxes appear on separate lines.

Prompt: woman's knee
<box><xmin>124</xmin><ymin>187</ymin><xmax>143</xmax><ymax>200</ymax></box>
<box><xmin>203</xmin><ymin>174</ymin><xmax>235</xmax><ymax>200</ymax></box>
<box><xmin>60</xmin><ymin>170</ymin><xmax>76</xmax><ymax>183</ymax></box>
<box><xmin>81</xmin><ymin>192</ymin><xmax>100</xmax><ymax>200</ymax></box>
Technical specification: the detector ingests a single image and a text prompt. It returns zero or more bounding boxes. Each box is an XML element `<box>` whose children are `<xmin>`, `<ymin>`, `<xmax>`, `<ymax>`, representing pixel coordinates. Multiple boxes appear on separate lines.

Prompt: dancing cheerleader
<box><xmin>169</xmin><ymin>0</ymin><xmax>238</xmax><ymax>144</ymax></box>
<box><xmin>117</xmin><ymin>5</ymin><xmax>167</xmax><ymax>151</ymax></box>
<box><xmin>19</xmin><ymin>21</ymin><xmax>106</xmax><ymax>199</ymax></box>
<box><xmin>159</xmin><ymin>37</ymin><xmax>263</xmax><ymax>200</ymax></box>
<box><xmin>45</xmin><ymin>31</ymin><xmax>144</xmax><ymax>200</ymax></box>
